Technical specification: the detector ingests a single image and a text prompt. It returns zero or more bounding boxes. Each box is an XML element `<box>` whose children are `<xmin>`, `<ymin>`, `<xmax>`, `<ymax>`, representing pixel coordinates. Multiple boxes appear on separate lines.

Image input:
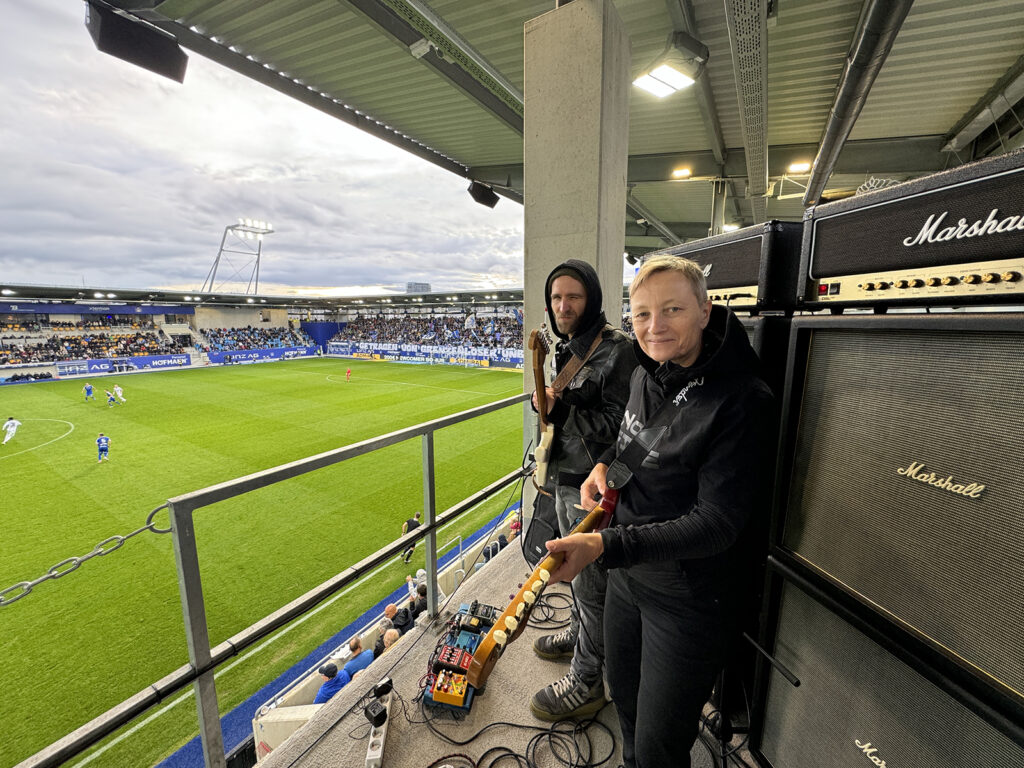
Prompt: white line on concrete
<box><xmin>67</xmin><ymin>494</ymin><xmax>505</xmax><ymax>766</ymax></box>
<box><xmin>0</xmin><ymin>419</ymin><xmax>74</xmax><ymax>461</ymax></box>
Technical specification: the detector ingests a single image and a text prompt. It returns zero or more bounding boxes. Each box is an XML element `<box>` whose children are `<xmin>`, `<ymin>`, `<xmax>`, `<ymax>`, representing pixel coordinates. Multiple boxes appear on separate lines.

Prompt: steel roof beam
<box><xmin>802</xmin><ymin>0</ymin><xmax>915</xmax><ymax>206</ymax></box>
<box><xmin>626</xmin><ymin>193</ymin><xmax>683</xmax><ymax>245</ymax></box>
<box><xmin>665</xmin><ymin>0</ymin><xmax>726</xmax><ymax>166</ymax></box>
<box><xmin>943</xmin><ymin>54</ymin><xmax>1024</xmax><ymax>153</ymax></box>
<box><xmin>122</xmin><ymin>9</ymin><xmax>470</xmax><ymax>178</ymax></box>
<box><xmin>340</xmin><ymin>0</ymin><xmax>523</xmax><ymax>134</ymax></box>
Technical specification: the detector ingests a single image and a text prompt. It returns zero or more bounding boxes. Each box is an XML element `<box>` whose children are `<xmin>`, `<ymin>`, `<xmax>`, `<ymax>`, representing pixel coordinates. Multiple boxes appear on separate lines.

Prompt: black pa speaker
<box><xmin>85</xmin><ymin>2</ymin><xmax>188</xmax><ymax>83</ymax></box>
<box><xmin>468</xmin><ymin>181</ymin><xmax>500</xmax><ymax>208</ymax></box>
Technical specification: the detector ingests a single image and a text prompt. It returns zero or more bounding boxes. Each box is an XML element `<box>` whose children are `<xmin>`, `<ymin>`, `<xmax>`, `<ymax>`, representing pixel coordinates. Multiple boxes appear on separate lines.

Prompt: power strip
<box><xmin>365</xmin><ymin>692</ymin><xmax>392</xmax><ymax>768</ymax></box>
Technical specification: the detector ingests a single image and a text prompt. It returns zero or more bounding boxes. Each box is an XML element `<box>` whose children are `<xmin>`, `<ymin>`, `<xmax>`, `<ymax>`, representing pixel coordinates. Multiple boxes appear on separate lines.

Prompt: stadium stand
<box><xmin>331</xmin><ymin>312</ymin><xmax>523</xmax><ymax>349</ymax></box>
<box><xmin>202</xmin><ymin>326</ymin><xmax>312</xmax><ymax>352</ymax></box>
<box><xmin>0</xmin><ymin>331</ymin><xmax>184</xmax><ymax>365</ymax></box>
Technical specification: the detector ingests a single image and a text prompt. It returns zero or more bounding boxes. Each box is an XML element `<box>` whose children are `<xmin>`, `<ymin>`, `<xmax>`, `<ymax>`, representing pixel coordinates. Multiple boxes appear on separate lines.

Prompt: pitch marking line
<box><xmin>68</xmin><ymin>495</ymin><xmax>503</xmax><ymax>766</ymax></box>
<box><xmin>0</xmin><ymin>419</ymin><xmax>75</xmax><ymax>461</ymax></box>
<box><xmin>324</xmin><ymin>373</ymin><xmax>517</xmax><ymax>397</ymax></box>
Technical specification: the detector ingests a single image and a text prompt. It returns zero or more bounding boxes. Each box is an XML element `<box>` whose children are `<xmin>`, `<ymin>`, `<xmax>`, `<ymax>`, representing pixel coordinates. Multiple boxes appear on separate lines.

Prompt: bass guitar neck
<box><xmin>465</xmin><ymin>488</ymin><xmax>618</xmax><ymax>689</ymax></box>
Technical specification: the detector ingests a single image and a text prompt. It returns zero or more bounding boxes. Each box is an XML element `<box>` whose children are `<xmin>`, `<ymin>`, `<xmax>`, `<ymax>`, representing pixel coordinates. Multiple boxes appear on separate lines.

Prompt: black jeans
<box><xmin>604</xmin><ymin>564</ymin><xmax>729</xmax><ymax>768</ymax></box>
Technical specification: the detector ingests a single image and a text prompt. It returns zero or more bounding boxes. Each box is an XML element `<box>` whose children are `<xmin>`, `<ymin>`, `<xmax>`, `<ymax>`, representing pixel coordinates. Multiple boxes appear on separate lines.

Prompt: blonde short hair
<box><xmin>629</xmin><ymin>255</ymin><xmax>708</xmax><ymax>306</ymax></box>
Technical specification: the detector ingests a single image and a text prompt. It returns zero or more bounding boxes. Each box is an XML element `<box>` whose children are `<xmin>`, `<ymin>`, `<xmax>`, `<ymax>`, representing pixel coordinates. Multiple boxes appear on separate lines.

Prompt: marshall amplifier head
<box><xmin>800</xmin><ymin>147</ymin><xmax>1024</xmax><ymax>307</ymax></box>
<box><xmin>646</xmin><ymin>221</ymin><xmax>801</xmax><ymax>312</ymax></box>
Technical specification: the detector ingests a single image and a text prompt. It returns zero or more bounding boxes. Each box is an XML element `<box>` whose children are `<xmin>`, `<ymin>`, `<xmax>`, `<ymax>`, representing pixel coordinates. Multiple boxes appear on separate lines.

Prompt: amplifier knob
<box><xmin>864</xmin><ymin>282</ymin><xmax>876</xmax><ymax>291</ymax></box>
<box><xmin>941</xmin><ymin>276</ymin><xmax>959</xmax><ymax>286</ymax></box>
<box><xmin>1002</xmin><ymin>271</ymin><xmax>1021</xmax><ymax>282</ymax></box>
<box><xmin>875</xmin><ymin>281</ymin><xmax>889</xmax><ymax>290</ymax></box>
<box><xmin>895</xmin><ymin>279</ymin><xmax>909</xmax><ymax>289</ymax></box>
<box><xmin>909</xmin><ymin>278</ymin><xmax>924</xmax><ymax>288</ymax></box>
<box><xmin>981</xmin><ymin>272</ymin><xmax>1000</xmax><ymax>283</ymax></box>
<box><xmin>963</xmin><ymin>274</ymin><xmax>981</xmax><ymax>284</ymax></box>
<box><xmin>926</xmin><ymin>277</ymin><xmax>942</xmax><ymax>287</ymax></box>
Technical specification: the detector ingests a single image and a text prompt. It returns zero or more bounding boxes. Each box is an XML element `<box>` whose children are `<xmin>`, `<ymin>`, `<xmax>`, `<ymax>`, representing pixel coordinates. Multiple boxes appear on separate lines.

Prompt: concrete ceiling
<box><xmin>103</xmin><ymin>0</ymin><xmax>1024</xmax><ymax>254</ymax></box>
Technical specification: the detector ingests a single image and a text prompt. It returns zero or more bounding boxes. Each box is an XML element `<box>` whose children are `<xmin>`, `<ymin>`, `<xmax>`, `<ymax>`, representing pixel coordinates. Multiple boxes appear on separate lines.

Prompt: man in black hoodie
<box><xmin>529</xmin><ymin>259</ymin><xmax>636</xmax><ymax>721</ymax></box>
<box><xmin>544</xmin><ymin>255</ymin><xmax>774</xmax><ymax>767</ymax></box>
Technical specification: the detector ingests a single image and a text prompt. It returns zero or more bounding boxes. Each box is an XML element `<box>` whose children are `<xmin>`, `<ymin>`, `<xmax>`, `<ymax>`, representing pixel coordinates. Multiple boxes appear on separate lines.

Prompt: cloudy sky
<box><xmin>0</xmin><ymin>1</ymin><xmax>527</xmax><ymax>296</ymax></box>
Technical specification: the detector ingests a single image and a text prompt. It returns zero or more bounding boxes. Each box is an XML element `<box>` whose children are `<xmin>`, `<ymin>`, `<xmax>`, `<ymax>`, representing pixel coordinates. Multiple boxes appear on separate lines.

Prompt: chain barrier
<box><xmin>0</xmin><ymin>504</ymin><xmax>172</xmax><ymax>607</ymax></box>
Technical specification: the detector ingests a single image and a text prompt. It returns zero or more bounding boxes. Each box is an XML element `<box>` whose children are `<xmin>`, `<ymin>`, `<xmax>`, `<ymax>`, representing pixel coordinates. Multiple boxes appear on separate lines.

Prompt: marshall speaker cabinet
<box><xmin>756</xmin><ymin>577</ymin><xmax>1022</xmax><ymax>768</ymax></box>
<box><xmin>799</xmin><ymin>147</ymin><xmax>1024</xmax><ymax>308</ymax></box>
<box><xmin>754</xmin><ymin>312</ymin><xmax>1024</xmax><ymax>765</ymax></box>
<box><xmin>648</xmin><ymin>220</ymin><xmax>802</xmax><ymax>312</ymax></box>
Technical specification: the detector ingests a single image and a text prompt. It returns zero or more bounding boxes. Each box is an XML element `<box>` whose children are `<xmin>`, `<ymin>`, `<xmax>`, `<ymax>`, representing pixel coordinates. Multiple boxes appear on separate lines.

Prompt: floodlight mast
<box><xmin>200</xmin><ymin>220</ymin><xmax>274</xmax><ymax>295</ymax></box>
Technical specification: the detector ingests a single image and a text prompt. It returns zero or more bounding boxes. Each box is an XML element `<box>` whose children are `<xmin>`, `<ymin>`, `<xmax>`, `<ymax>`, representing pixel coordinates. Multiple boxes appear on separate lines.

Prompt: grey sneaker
<box><xmin>533</xmin><ymin>627</ymin><xmax>577</xmax><ymax>660</ymax></box>
<box><xmin>531</xmin><ymin>670</ymin><xmax>606</xmax><ymax>721</ymax></box>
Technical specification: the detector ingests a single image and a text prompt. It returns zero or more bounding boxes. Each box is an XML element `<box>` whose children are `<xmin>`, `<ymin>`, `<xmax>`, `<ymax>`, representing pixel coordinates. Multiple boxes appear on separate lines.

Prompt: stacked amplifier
<box><xmin>647</xmin><ymin>221</ymin><xmax>803</xmax><ymax>728</ymax></box>
<box><xmin>754</xmin><ymin>147</ymin><xmax>1024</xmax><ymax>768</ymax></box>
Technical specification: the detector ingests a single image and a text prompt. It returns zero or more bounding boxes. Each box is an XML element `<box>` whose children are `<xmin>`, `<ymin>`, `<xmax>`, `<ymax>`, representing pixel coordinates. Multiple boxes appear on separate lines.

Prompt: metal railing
<box><xmin>22</xmin><ymin>392</ymin><xmax>529</xmax><ymax>768</ymax></box>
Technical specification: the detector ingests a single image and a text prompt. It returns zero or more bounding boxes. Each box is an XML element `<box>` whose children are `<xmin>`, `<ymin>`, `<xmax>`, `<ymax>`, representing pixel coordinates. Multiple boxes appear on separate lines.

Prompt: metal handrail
<box><xmin>21</xmin><ymin>392</ymin><xmax>530</xmax><ymax>768</ymax></box>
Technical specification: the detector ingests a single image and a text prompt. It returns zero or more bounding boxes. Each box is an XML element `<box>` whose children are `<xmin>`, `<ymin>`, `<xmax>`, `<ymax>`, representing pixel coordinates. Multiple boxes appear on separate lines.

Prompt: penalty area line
<box><xmin>0</xmin><ymin>419</ymin><xmax>74</xmax><ymax>461</ymax></box>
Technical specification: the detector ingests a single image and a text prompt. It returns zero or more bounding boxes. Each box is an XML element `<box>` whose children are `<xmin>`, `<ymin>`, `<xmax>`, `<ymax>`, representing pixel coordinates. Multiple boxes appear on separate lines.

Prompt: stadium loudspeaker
<box><xmin>85</xmin><ymin>2</ymin><xmax>188</xmax><ymax>84</ymax></box>
<box><xmin>763</xmin><ymin>312</ymin><xmax>1024</xmax><ymax>744</ymax></box>
<box><xmin>467</xmin><ymin>181</ymin><xmax>500</xmax><ymax>208</ymax></box>
<box><xmin>755</xmin><ymin>575</ymin><xmax>1023</xmax><ymax>767</ymax></box>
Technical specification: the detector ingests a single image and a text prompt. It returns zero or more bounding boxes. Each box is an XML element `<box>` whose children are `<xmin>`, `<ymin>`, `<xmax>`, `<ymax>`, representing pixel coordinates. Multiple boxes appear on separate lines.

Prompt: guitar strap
<box><xmin>549</xmin><ymin>324</ymin><xmax>608</xmax><ymax>395</ymax></box>
<box><xmin>604</xmin><ymin>380</ymin><xmax>695</xmax><ymax>493</ymax></box>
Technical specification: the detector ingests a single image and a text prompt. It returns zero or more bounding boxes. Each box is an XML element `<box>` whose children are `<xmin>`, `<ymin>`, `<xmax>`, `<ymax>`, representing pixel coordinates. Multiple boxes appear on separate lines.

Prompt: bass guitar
<box><xmin>528</xmin><ymin>327</ymin><xmax>554</xmax><ymax>487</ymax></box>
<box><xmin>465</xmin><ymin>487</ymin><xmax>618</xmax><ymax>689</ymax></box>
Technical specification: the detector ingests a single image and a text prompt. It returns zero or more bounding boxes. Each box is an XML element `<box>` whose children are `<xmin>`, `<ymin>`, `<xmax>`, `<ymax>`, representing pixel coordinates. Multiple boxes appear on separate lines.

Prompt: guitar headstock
<box><xmin>528</xmin><ymin>325</ymin><xmax>551</xmax><ymax>355</ymax></box>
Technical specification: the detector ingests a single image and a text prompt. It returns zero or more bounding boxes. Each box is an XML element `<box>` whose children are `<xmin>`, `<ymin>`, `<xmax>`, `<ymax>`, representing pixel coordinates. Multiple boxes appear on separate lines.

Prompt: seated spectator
<box><xmin>313</xmin><ymin>662</ymin><xmax>350</xmax><ymax>704</ymax></box>
<box><xmin>409</xmin><ymin>583</ymin><xmax>428</xmax><ymax>620</ymax></box>
<box><xmin>373</xmin><ymin>617</ymin><xmax>394</xmax><ymax>659</ymax></box>
<box><xmin>343</xmin><ymin>637</ymin><xmax>375</xmax><ymax>677</ymax></box>
<box><xmin>382</xmin><ymin>628</ymin><xmax>400</xmax><ymax>653</ymax></box>
<box><xmin>384</xmin><ymin>602</ymin><xmax>414</xmax><ymax>636</ymax></box>
<box><xmin>509</xmin><ymin>514</ymin><xmax>522</xmax><ymax>540</ymax></box>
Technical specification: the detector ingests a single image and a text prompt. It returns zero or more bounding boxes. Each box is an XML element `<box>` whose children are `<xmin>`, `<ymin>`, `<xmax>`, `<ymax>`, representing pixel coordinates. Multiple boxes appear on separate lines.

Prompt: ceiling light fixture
<box><xmin>633</xmin><ymin>31</ymin><xmax>708</xmax><ymax>98</ymax></box>
<box><xmin>787</xmin><ymin>161</ymin><xmax>812</xmax><ymax>174</ymax></box>
<box><xmin>672</xmin><ymin>168</ymin><xmax>692</xmax><ymax>179</ymax></box>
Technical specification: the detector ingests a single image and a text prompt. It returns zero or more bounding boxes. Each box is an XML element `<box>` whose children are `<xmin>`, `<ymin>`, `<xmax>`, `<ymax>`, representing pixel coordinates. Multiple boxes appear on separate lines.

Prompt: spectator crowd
<box><xmin>203</xmin><ymin>326</ymin><xmax>311</xmax><ymax>352</ymax></box>
<box><xmin>1</xmin><ymin>332</ymin><xmax>185</xmax><ymax>366</ymax></box>
<box><xmin>331</xmin><ymin>313</ymin><xmax>523</xmax><ymax>349</ymax></box>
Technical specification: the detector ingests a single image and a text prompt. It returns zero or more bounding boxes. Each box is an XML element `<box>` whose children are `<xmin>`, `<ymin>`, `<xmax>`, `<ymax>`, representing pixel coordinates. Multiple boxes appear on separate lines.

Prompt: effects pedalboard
<box><xmin>422</xmin><ymin>600</ymin><xmax>499</xmax><ymax>711</ymax></box>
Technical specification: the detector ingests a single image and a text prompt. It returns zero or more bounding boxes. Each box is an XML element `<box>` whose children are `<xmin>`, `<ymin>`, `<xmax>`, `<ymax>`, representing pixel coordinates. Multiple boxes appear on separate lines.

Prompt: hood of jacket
<box><xmin>545</xmin><ymin>259</ymin><xmax>606</xmax><ymax>347</ymax></box>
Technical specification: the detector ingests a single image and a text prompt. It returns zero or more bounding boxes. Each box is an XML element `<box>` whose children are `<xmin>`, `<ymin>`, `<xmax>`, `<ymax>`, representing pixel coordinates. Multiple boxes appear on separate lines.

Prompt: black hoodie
<box><xmin>540</xmin><ymin>259</ymin><xmax>637</xmax><ymax>482</ymax></box>
<box><xmin>597</xmin><ymin>304</ymin><xmax>775</xmax><ymax>596</ymax></box>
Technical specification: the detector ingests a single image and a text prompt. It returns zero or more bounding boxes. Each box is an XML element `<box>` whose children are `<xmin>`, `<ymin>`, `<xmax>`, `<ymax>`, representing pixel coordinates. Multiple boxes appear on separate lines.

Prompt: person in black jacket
<box><xmin>545</xmin><ymin>255</ymin><xmax>774</xmax><ymax>768</ymax></box>
<box><xmin>530</xmin><ymin>259</ymin><xmax>636</xmax><ymax>722</ymax></box>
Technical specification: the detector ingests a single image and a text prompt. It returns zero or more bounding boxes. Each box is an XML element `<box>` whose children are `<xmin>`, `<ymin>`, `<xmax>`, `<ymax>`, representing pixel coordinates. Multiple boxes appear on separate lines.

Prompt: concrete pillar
<box><xmin>522</xmin><ymin>0</ymin><xmax>630</xmax><ymax>378</ymax></box>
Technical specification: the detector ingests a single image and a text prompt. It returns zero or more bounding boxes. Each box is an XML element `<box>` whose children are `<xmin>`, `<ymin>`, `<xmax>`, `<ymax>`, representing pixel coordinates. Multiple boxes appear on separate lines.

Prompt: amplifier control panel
<box><xmin>709</xmin><ymin>284</ymin><xmax>758</xmax><ymax>309</ymax></box>
<box><xmin>806</xmin><ymin>258</ymin><xmax>1024</xmax><ymax>304</ymax></box>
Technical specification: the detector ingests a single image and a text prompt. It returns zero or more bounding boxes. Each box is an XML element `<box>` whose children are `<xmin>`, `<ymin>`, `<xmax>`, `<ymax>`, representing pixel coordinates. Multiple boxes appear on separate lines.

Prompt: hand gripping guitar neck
<box><xmin>465</xmin><ymin>488</ymin><xmax>618</xmax><ymax>689</ymax></box>
<box><xmin>528</xmin><ymin>327</ymin><xmax>554</xmax><ymax>487</ymax></box>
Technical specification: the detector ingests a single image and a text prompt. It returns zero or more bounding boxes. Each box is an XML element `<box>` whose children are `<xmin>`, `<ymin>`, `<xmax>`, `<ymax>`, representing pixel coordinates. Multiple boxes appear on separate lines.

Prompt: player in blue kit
<box><xmin>105</xmin><ymin>389</ymin><xmax>117</xmax><ymax>407</ymax></box>
<box><xmin>83</xmin><ymin>383</ymin><xmax>95</xmax><ymax>401</ymax></box>
<box><xmin>96</xmin><ymin>433</ymin><xmax>111</xmax><ymax>462</ymax></box>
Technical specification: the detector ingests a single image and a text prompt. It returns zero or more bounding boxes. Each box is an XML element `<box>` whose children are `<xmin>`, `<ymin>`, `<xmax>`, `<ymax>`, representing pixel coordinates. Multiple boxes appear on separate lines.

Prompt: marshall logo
<box><xmin>896</xmin><ymin>462</ymin><xmax>985</xmax><ymax>499</ymax></box>
<box><xmin>702</xmin><ymin>263</ymin><xmax>713</xmax><ymax>277</ymax></box>
<box><xmin>673</xmin><ymin>377</ymin><xmax>704</xmax><ymax>405</ymax></box>
<box><xmin>902</xmin><ymin>208</ymin><xmax>1024</xmax><ymax>247</ymax></box>
<box><xmin>854</xmin><ymin>740</ymin><xmax>889</xmax><ymax>767</ymax></box>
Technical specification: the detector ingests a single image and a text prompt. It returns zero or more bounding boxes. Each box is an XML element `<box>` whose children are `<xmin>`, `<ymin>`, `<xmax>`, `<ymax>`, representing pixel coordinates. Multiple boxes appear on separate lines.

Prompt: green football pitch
<box><xmin>0</xmin><ymin>358</ymin><xmax>524</xmax><ymax>767</ymax></box>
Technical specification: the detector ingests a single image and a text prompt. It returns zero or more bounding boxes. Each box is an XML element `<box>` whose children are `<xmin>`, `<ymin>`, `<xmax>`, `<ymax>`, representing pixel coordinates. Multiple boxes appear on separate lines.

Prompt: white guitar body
<box><xmin>534</xmin><ymin>423</ymin><xmax>555</xmax><ymax>487</ymax></box>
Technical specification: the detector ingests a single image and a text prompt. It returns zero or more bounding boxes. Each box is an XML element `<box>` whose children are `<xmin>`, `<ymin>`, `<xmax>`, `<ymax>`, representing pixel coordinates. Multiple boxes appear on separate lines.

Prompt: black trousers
<box><xmin>604</xmin><ymin>565</ymin><xmax>729</xmax><ymax>768</ymax></box>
